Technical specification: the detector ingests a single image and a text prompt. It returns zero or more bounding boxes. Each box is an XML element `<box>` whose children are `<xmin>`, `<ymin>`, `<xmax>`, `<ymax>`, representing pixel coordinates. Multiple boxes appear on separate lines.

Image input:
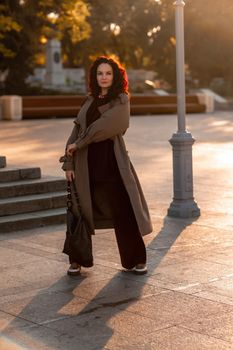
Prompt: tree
<box><xmin>184</xmin><ymin>0</ymin><xmax>233</xmax><ymax>89</ymax></box>
<box><xmin>1</xmin><ymin>0</ymin><xmax>232</xmax><ymax>94</ymax></box>
<box><xmin>0</xmin><ymin>0</ymin><xmax>90</xmax><ymax>94</ymax></box>
<box><xmin>0</xmin><ymin>4</ymin><xmax>21</xmax><ymax>59</ymax></box>
<box><xmin>71</xmin><ymin>0</ymin><xmax>175</xmax><ymax>88</ymax></box>
<box><xmin>0</xmin><ymin>1</ymin><xmax>40</xmax><ymax>93</ymax></box>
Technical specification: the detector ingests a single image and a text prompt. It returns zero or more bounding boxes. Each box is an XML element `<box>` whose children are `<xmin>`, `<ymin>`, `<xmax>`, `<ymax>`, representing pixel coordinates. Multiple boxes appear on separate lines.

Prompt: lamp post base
<box><xmin>167</xmin><ymin>131</ymin><xmax>200</xmax><ymax>219</ymax></box>
<box><xmin>168</xmin><ymin>198</ymin><xmax>200</xmax><ymax>218</ymax></box>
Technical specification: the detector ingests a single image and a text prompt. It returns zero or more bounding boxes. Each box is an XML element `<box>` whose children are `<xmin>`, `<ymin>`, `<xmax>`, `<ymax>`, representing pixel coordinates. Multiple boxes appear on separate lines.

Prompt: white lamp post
<box><xmin>167</xmin><ymin>0</ymin><xmax>200</xmax><ymax>218</ymax></box>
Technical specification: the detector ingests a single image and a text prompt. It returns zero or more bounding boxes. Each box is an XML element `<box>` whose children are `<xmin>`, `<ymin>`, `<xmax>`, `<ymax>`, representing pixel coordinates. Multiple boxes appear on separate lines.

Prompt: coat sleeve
<box><xmin>75</xmin><ymin>96</ymin><xmax>130</xmax><ymax>150</ymax></box>
<box><xmin>59</xmin><ymin>123</ymin><xmax>80</xmax><ymax>171</ymax></box>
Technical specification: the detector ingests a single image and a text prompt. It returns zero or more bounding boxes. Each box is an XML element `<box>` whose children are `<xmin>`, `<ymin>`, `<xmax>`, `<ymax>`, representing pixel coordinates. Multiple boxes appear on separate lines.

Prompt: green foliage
<box><xmin>1</xmin><ymin>0</ymin><xmax>232</xmax><ymax>94</ymax></box>
<box><xmin>58</xmin><ymin>1</ymin><xmax>91</xmax><ymax>43</ymax></box>
<box><xmin>0</xmin><ymin>4</ymin><xmax>21</xmax><ymax>58</ymax></box>
<box><xmin>0</xmin><ymin>0</ymin><xmax>90</xmax><ymax>93</ymax></box>
<box><xmin>185</xmin><ymin>0</ymin><xmax>233</xmax><ymax>87</ymax></box>
<box><xmin>67</xmin><ymin>0</ymin><xmax>173</xmax><ymax>88</ymax></box>
<box><xmin>79</xmin><ymin>0</ymin><xmax>233</xmax><ymax>91</ymax></box>
<box><xmin>71</xmin><ymin>0</ymin><xmax>176</xmax><ymax>88</ymax></box>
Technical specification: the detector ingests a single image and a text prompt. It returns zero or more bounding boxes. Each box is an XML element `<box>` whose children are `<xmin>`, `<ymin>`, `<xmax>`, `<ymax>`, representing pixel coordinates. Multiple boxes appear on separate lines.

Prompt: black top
<box><xmin>86</xmin><ymin>96</ymin><xmax>121</xmax><ymax>183</ymax></box>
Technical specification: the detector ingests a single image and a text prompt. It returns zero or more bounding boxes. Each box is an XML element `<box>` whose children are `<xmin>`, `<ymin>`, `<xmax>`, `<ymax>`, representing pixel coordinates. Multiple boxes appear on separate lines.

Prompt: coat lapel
<box><xmin>75</xmin><ymin>96</ymin><xmax>93</xmax><ymax>130</ymax></box>
<box><xmin>75</xmin><ymin>95</ymin><xmax>113</xmax><ymax>132</ymax></box>
<box><xmin>97</xmin><ymin>102</ymin><xmax>112</xmax><ymax>114</ymax></box>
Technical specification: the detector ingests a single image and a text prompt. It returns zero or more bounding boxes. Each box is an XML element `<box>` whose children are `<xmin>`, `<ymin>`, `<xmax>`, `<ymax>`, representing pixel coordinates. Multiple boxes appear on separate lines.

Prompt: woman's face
<box><xmin>96</xmin><ymin>63</ymin><xmax>113</xmax><ymax>91</ymax></box>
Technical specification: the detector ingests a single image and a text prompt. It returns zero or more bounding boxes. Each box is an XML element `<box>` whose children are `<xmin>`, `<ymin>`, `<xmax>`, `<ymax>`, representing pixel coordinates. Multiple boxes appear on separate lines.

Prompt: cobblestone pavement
<box><xmin>0</xmin><ymin>111</ymin><xmax>233</xmax><ymax>349</ymax></box>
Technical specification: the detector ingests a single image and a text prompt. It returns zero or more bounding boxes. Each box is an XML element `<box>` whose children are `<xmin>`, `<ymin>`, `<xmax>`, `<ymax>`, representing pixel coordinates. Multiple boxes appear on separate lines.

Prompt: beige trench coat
<box><xmin>60</xmin><ymin>93</ymin><xmax>153</xmax><ymax>236</ymax></box>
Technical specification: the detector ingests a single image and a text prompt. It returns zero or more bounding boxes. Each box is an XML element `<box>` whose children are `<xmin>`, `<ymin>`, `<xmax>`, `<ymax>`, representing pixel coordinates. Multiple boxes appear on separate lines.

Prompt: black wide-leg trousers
<box><xmin>91</xmin><ymin>179</ymin><xmax>147</xmax><ymax>269</ymax></box>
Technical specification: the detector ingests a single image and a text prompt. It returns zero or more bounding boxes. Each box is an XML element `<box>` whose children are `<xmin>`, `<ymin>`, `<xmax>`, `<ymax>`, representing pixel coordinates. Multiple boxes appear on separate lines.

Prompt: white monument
<box><xmin>44</xmin><ymin>39</ymin><xmax>65</xmax><ymax>86</ymax></box>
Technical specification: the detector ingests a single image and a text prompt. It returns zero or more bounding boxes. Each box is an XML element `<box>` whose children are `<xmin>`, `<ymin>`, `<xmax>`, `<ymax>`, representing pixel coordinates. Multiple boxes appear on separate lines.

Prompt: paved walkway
<box><xmin>0</xmin><ymin>111</ymin><xmax>233</xmax><ymax>349</ymax></box>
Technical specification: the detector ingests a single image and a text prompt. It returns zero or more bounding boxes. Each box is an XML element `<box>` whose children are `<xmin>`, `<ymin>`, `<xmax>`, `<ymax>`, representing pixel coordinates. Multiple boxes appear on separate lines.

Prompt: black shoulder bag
<box><xmin>63</xmin><ymin>180</ymin><xmax>93</xmax><ymax>267</ymax></box>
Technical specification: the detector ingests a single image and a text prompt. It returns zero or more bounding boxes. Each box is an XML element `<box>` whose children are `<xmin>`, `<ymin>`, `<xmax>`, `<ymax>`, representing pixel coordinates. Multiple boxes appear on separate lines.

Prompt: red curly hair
<box><xmin>88</xmin><ymin>56</ymin><xmax>129</xmax><ymax>100</ymax></box>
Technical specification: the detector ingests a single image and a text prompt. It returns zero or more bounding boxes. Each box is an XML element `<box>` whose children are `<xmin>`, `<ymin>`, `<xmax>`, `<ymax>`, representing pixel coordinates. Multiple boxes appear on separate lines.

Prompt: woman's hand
<box><xmin>66</xmin><ymin>170</ymin><xmax>75</xmax><ymax>182</ymax></box>
<box><xmin>66</xmin><ymin>143</ymin><xmax>77</xmax><ymax>156</ymax></box>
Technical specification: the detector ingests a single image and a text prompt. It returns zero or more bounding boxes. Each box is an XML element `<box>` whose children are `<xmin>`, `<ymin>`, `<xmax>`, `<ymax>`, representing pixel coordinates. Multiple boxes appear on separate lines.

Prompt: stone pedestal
<box><xmin>197</xmin><ymin>93</ymin><xmax>214</xmax><ymax>113</ymax></box>
<box><xmin>0</xmin><ymin>95</ymin><xmax>22</xmax><ymax>120</ymax></box>
<box><xmin>44</xmin><ymin>39</ymin><xmax>65</xmax><ymax>86</ymax></box>
<box><xmin>0</xmin><ymin>156</ymin><xmax>6</xmax><ymax>168</ymax></box>
<box><xmin>167</xmin><ymin>132</ymin><xmax>200</xmax><ymax>218</ymax></box>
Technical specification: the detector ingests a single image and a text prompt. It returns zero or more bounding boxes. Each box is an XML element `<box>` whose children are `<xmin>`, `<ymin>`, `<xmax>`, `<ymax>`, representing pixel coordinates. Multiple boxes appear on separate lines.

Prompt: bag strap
<box><xmin>67</xmin><ymin>180</ymin><xmax>82</xmax><ymax>214</ymax></box>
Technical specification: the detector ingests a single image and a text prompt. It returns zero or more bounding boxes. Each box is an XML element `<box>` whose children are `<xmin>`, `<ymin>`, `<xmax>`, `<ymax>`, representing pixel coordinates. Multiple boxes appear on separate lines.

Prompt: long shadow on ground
<box><xmin>1</xmin><ymin>216</ymin><xmax>197</xmax><ymax>350</ymax></box>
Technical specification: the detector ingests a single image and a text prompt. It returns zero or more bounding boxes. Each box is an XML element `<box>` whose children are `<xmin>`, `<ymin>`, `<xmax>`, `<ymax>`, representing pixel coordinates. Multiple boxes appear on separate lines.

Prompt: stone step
<box><xmin>0</xmin><ymin>208</ymin><xmax>66</xmax><ymax>233</ymax></box>
<box><xmin>0</xmin><ymin>167</ymin><xmax>41</xmax><ymax>183</ymax></box>
<box><xmin>0</xmin><ymin>177</ymin><xmax>66</xmax><ymax>199</ymax></box>
<box><xmin>0</xmin><ymin>191</ymin><xmax>66</xmax><ymax>216</ymax></box>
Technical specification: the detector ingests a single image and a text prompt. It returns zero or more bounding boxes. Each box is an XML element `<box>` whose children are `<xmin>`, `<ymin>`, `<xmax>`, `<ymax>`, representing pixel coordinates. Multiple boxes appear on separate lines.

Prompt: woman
<box><xmin>60</xmin><ymin>56</ymin><xmax>153</xmax><ymax>276</ymax></box>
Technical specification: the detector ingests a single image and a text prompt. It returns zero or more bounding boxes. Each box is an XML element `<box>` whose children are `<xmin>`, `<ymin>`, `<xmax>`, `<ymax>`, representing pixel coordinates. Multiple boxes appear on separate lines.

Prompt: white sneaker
<box><xmin>67</xmin><ymin>264</ymin><xmax>81</xmax><ymax>276</ymax></box>
<box><xmin>133</xmin><ymin>264</ymin><xmax>147</xmax><ymax>275</ymax></box>
<box><xmin>123</xmin><ymin>264</ymin><xmax>148</xmax><ymax>275</ymax></box>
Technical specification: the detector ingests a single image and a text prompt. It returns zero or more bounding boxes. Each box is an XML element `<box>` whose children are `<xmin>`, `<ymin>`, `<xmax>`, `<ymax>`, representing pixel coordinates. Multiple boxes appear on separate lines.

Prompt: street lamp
<box><xmin>167</xmin><ymin>0</ymin><xmax>200</xmax><ymax>218</ymax></box>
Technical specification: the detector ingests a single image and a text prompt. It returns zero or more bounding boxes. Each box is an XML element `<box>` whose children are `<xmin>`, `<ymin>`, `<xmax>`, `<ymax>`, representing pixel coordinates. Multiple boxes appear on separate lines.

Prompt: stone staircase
<box><xmin>0</xmin><ymin>158</ymin><xmax>66</xmax><ymax>233</ymax></box>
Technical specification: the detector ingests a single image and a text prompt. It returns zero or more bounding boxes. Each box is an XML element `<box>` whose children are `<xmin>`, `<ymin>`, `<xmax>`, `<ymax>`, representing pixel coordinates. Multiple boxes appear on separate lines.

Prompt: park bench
<box><xmin>130</xmin><ymin>94</ymin><xmax>206</xmax><ymax>114</ymax></box>
<box><xmin>22</xmin><ymin>95</ymin><xmax>84</xmax><ymax>118</ymax></box>
<box><xmin>22</xmin><ymin>94</ymin><xmax>205</xmax><ymax>119</ymax></box>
